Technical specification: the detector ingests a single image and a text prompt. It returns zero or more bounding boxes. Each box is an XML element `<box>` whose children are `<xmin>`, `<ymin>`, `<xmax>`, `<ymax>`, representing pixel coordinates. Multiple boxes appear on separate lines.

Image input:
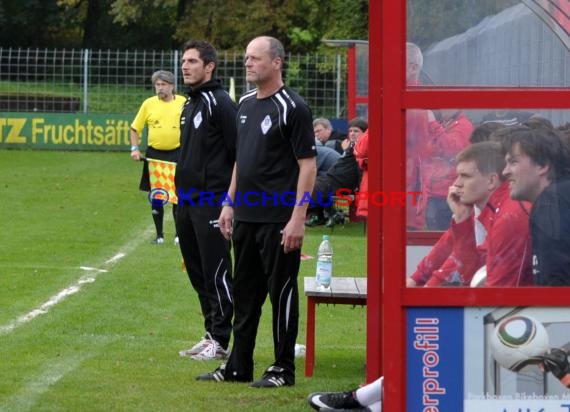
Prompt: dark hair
<box><xmin>470</xmin><ymin>122</ymin><xmax>505</xmax><ymax>144</ymax></box>
<box><xmin>348</xmin><ymin>117</ymin><xmax>368</xmax><ymax>132</ymax></box>
<box><xmin>456</xmin><ymin>141</ymin><xmax>506</xmax><ymax>180</ymax></box>
<box><xmin>495</xmin><ymin>126</ymin><xmax>570</xmax><ymax>182</ymax></box>
<box><xmin>182</xmin><ymin>39</ymin><xmax>218</xmax><ymax>75</ymax></box>
<box><xmin>523</xmin><ymin>116</ymin><xmax>553</xmax><ymax>130</ymax></box>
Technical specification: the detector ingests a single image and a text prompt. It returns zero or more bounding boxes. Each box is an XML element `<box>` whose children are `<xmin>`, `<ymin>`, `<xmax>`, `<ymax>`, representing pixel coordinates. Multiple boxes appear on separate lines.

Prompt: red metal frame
<box><xmin>406</xmin><ymin>231</ymin><xmax>443</xmax><ymax>246</ymax></box>
<box><xmin>347</xmin><ymin>44</ymin><xmax>369</xmax><ymax>120</ymax></box>
<box><xmin>305</xmin><ymin>295</ymin><xmax>367</xmax><ymax>377</ymax></box>
<box><xmin>368</xmin><ymin>1</ymin><xmax>570</xmax><ymax>411</ymax></box>
<box><xmin>366</xmin><ymin>0</ymin><xmax>384</xmax><ymax>384</ymax></box>
<box><xmin>347</xmin><ymin>46</ymin><xmax>357</xmax><ymax>120</ymax></box>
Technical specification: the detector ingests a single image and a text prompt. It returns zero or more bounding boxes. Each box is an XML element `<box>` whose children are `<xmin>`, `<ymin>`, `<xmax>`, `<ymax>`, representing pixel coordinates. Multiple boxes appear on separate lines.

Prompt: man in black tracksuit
<box><xmin>175</xmin><ymin>40</ymin><xmax>237</xmax><ymax>360</ymax></box>
<box><xmin>197</xmin><ymin>36</ymin><xmax>317</xmax><ymax>388</ymax></box>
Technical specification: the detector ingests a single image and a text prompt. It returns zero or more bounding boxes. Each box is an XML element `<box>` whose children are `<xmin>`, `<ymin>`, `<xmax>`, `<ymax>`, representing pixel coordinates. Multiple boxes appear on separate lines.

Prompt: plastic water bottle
<box><xmin>316</xmin><ymin>234</ymin><xmax>333</xmax><ymax>288</ymax></box>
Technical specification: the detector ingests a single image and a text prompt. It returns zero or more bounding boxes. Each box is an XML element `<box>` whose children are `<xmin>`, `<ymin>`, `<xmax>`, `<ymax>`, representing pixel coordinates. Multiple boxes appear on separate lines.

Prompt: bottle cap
<box><xmin>323</xmin><ymin>235</ymin><xmax>330</xmax><ymax>240</ymax></box>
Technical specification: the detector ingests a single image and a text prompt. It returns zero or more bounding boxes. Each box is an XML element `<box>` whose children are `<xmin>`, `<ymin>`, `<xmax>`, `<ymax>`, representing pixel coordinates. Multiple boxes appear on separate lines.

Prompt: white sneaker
<box><xmin>152</xmin><ymin>237</ymin><xmax>164</xmax><ymax>245</ymax></box>
<box><xmin>190</xmin><ymin>339</ymin><xmax>230</xmax><ymax>360</ymax></box>
<box><xmin>179</xmin><ymin>333</ymin><xmax>212</xmax><ymax>357</ymax></box>
<box><xmin>174</xmin><ymin>236</ymin><xmax>179</xmax><ymax>245</ymax></box>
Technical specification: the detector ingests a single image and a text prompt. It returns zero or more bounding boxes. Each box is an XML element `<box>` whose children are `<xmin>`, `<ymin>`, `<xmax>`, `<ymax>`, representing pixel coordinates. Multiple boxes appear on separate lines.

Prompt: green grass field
<box><xmin>0</xmin><ymin>150</ymin><xmax>368</xmax><ymax>412</ymax></box>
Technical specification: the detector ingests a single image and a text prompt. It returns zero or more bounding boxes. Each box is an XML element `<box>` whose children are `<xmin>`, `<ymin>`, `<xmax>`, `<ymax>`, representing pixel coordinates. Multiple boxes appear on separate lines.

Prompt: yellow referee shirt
<box><xmin>130</xmin><ymin>94</ymin><xmax>185</xmax><ymax>150</ymax></box>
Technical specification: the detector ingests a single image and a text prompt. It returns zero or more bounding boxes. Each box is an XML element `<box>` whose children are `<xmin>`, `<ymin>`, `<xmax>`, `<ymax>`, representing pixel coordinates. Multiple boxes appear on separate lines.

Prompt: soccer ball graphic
<box><xmin>490</xmin><ymin>315</ymin><xmax>550</xmax><ymax>372</ymax></box>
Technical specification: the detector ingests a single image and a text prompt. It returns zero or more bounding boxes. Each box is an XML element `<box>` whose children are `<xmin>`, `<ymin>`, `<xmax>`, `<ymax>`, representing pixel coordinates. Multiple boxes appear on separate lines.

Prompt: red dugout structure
<box><xmin>368</xmin><ymin>1</ymin><xmax>570</xmax><ymax>410</ymax></box>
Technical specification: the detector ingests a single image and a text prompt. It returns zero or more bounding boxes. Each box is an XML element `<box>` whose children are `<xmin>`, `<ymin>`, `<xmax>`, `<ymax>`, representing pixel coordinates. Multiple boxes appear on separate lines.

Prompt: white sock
<box><xmin>368</xmin><ymin>401</ymin><xmax>382</xmax><ymax>412</ymax></box>
<box><xmin>355</xmin><ymin>376</ymin><xmax>383</xmax><ymax>406</ymax></box>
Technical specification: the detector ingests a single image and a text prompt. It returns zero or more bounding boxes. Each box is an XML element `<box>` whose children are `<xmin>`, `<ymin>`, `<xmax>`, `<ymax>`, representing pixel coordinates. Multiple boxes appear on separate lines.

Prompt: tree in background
<box><xmin>0</xmin><ymin>0</ymin><xmax>368</xmax><ymax>52</ymax></box>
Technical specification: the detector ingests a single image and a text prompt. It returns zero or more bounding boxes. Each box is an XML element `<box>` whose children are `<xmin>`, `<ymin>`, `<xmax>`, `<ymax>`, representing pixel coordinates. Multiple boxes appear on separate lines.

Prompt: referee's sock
<box><xmin>151</xmin><ymin>205</ymin><xmax>164</xmax><ymax>239</ymax></box>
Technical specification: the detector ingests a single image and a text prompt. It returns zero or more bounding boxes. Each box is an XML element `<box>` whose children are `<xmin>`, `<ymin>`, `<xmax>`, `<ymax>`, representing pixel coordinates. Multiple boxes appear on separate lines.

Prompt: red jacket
<box><xmin>354</xmin><ymin>131</ymin><xmax>369</xmax><ymax>217</ymax></box>
<box><xmin>406</xmin><ymin>109</ymin><xmax>430</xmax><ymax>229</ymax></box>
<box><xmin>417</xmin><ymin>112</ymin><xmax>472</xmax><ymax>216</ymax></box>
<box><xmin>411</xmin><ymin>183</ymin><xmax>533</xmax><ymax>287</ymax></box>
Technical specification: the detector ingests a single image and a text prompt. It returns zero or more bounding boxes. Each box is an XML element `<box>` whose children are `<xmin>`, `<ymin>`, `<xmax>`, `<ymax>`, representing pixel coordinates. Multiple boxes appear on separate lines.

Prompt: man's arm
<box><xmin>218</xmin><ymin>163</ymin><xmax>237</xmax><ymax>240</ymax></box>
<box><xmin>282</xmin><ymin>156</ymin><xmax>316</xmax><ymax>253</ymax></box>
<box><xmin>130</xmin><ymin>128</ymin><xmax>142</xmax><ymax>161</ymax></box>
<box><xmin>409</xmin><ymin>184</ymin><xmax>473</xmax><ymax>287</ymax></box>
<box><xmin>407</xmin><ymin>229</ymin><xmax>454</xmax><ymax>286</ymax></box>
<box><xmin>485</xmin><ymin>201</ymin><xmax>532</xmax><ymax>286</ymax></box>
<box><xmin>425</xmin><ymin>217</ymin><xmax>482</xmax><ymax>286</ymax></box>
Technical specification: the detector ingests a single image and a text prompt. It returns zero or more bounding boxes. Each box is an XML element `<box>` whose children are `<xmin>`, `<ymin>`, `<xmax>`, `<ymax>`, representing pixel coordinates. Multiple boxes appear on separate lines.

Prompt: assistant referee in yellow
<box><xmin>130</xmin><ymin>70</ymin><xmax>185</xmax><ymax>244</ymax></box>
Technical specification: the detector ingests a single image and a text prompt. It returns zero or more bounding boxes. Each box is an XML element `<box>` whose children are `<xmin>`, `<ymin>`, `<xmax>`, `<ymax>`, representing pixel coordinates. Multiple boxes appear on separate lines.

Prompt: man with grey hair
<box><xmin>313</xmin><ymin>117</ymin><xmax>345</xmax><ymax>154</ymax></box>
<box><xmin>197</xmin><ymin>35</ymin><xmax>317</xmax><ymax>388</ymax></box>
<box><xmin>130</xmin><ymin>70</ymin><xmax>185</xmax><ymax>244</ymax></box>
<box><xmin>405</xmin><ymin>42</ymin><xmax>432</xmax><ymax>230</ymax></box>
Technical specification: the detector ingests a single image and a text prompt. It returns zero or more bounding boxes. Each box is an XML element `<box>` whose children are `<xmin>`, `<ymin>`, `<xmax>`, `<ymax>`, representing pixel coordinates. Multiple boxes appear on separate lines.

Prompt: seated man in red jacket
<box><xmin>407</xmin><ymin>141</ymin><xmax>533</xmax><ymax>287</ymax></box>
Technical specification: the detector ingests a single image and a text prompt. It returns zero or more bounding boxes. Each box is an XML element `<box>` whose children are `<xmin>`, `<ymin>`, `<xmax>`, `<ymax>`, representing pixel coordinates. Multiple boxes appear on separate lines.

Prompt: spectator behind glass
<box><xmin>314</xmin><ymin>117</ymin><xmax>345</xmax><ymax>154</ymax></box>
<box><xmin>408</xmin><ymin>141</ymin><xmax>532</xmax><ymax>287</ymax></box>
<box><xmin>405</xmin><ymin>43</ymin><xmax>432</xmax><ymax>230</ymax></box>
<box><xmin>469</xmin><ymin>121</ymin><xmax>505</xmax><ymax>144</ymax></box>
<box><xmin>418</xmin><ymin>108</ymin><xmax>473</xmax><ymax>230</ymax></box>
<box><xmin>481</xmin><ymin>109</ymin><xmax>533</xmax><ymax>126</ymax></box>
<box><xmin>500</xmin><ymin>126</ymin><xmax>570</xmax><ymax>285</ymax></box>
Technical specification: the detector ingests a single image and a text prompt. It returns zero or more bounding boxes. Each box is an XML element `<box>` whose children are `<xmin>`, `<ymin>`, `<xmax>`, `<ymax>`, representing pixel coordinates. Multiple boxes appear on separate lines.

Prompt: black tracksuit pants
<box><xmin>176</xmin><ymin>205</ymin><xmax>233</xmax><ymax>349</ymax></box>
<box><xmin>224</xmin><ymin>221</ymin><xmax>300</xmax><ymax>383</ymax></box>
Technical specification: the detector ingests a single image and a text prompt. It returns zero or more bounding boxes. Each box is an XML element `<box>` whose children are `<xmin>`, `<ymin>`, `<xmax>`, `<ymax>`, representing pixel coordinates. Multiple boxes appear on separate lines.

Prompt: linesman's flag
<box><xmin>147</xmin><ymin>158</ymin><xmax>178</xmax><ymax>204</ymax></box>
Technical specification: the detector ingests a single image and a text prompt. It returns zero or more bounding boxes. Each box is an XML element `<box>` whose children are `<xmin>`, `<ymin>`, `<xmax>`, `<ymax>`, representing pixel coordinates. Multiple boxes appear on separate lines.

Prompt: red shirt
<box><xmin>354</xmin><ymin>131</ymin><xmax>369</xmax><ymax>217</ymax></box>
<box><xmin>411</xmin><ymin>183</ymin><xmax>533</xmax><ymax>287</ymax></box>
<box><xmin>406</xmin><ymin>109</ymin><xmax>430</xmax><ymax>229</ymax></box>
<box><xmin>416</xmin><ymin>112</ymin><xmax>473</xmax><ymax>218</ymax></box>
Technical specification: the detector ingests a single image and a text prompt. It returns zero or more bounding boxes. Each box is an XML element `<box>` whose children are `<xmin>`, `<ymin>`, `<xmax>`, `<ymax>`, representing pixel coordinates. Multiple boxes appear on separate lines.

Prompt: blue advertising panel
<box><xmin>407</xmin><ymin>307</ymin><xmax>570</xmax><ymax>412</ymax></box>
<box><xmin>407</xmin><ymin>307</ymin><xmax>464</xmax><ymax>412</ymax></box>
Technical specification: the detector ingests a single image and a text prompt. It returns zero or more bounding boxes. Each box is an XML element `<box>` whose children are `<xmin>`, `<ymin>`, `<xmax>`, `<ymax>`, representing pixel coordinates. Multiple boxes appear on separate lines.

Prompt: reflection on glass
<box><xmin>407</xmin><ymin>0</ymin><xmax>570</xmax><ymax>87</ymax></box>
<box><xmin>406</xmin><ymin>109</ymin><xmax>570</xmax><ymax>287</ymax></box>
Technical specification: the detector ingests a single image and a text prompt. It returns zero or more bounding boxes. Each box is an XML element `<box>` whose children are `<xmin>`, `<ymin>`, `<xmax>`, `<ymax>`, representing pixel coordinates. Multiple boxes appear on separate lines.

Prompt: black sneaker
<box><xmin>307</xmin><ymin>390</ymin><xmax>364</xmax><ymax>410</ymax></box>
<box><xmin>195</xmin><ymin>364</ymin><xmax>226</xmax><ymax>382</ymax></box>
<box><xmin>250</xmin><ymin>366</ymin><xmax>294</xmax><ymax>388</ymax></box>
<box><xmin>305</xmin><ymin>214</ymin><xmax>325</xmax><ymax>227</ymax></box>
<box><xmin>195</xmin><ymin>363</ymin><xmax>252</xmax><ymax>383</ymax></box>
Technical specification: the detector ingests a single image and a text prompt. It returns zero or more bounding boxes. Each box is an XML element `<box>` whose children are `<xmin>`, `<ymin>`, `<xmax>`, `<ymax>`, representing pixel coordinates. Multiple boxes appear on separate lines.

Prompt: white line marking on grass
<box><xmin>79</xmin><ymin>266</ymin><xmax>108</xmax><ymax>273</ymax></box>
<box><xmin>105</xmin><ymin>252</ymin><xmax>126</xmax><ymax>264</ymax></box>
<box><xmin>0</xmin><ymin>226</ymin><xmax>154</xmax><ymax>336</ymax></box>
<box><xmin>0</xmin><ymin>353</ymin><xmax>90</xmax><ymax>412</ymax></box>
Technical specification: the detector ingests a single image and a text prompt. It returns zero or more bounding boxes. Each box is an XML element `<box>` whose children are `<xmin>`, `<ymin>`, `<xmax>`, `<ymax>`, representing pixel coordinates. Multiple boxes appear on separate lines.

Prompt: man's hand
<box><xmin>541</xmin><ymin>348</ymin><xmax>570</xmax><ymax>383</ymax></box>
<box><xmin>218</xmin><ymin>206</ymin><xmax>234</xmax><ymax>240</ymax></box>
<box><xmin>130</xmin><ymin>149</ymin><xmax>141</xmax><ymax>161</ymax></box>
<box><xmin>447</xmin><ymin>185</ymin><xmax>472</xmax><ymax>223</ymax></box>
<box><xmin>281</xmin><ymin>216</ymin><xmax>305</xmax><ymax>254</ymax></box>
<box><xmin>406</xmin><ymin>278</ymin><xmax>418</xmax><ymax>287</ymax></box>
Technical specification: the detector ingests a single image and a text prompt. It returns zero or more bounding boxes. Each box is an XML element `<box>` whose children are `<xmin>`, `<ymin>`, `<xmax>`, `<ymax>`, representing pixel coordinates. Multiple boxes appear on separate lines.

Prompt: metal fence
<box><xmin>0</xmin><ymin>48</ymin><xmax>348</xmax><ymax>118</ymax></box>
